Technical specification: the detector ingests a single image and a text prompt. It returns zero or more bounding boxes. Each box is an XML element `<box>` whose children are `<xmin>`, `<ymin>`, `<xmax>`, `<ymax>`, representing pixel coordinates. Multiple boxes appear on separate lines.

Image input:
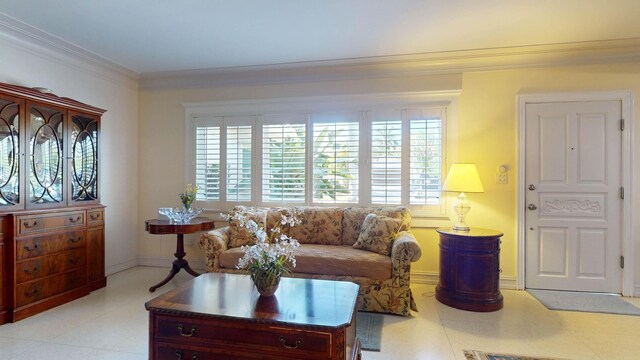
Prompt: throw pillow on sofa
<box><xmin>228</xmin><ymin>207</ymin><xmax>268</xmax><ymax>248</ymax></box>
<box><xmin>353</xmin><ymin>213</ymin><xmax>402</xmax><ymax>256</ymax></box>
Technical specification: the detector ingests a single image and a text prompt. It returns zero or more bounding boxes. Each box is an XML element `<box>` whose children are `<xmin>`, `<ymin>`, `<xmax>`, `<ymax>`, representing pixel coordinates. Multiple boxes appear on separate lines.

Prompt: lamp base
<box><xmin>452</xmin><ymin>224</ymin><xmax>470</xmax><ymax>231</ymax></box>
<box><xmin>452</xmin><ymin>192</ymin><xmax>471</xmax><ymax>231</ymax></box>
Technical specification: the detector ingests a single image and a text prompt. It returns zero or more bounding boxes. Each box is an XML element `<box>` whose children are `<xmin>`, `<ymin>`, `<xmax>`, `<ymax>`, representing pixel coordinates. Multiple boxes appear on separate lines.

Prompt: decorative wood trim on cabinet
<box><xmin>0</xmin><ymin>81</ymin><xmax>106</xmax><ymax>324</ymax></box>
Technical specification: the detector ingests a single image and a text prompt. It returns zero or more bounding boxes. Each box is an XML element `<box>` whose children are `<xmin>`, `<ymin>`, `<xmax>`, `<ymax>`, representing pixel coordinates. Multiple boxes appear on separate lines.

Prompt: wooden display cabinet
<box><xmin>0</xmin><ymin>82</ymin><xmax>106</xmax><ymax>324</ymax></box>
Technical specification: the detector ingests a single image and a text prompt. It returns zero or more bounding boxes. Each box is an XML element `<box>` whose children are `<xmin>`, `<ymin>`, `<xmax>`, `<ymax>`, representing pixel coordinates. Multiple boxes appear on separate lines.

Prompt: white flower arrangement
<box><xmin>222</xmin><ymin>211</ymin><xmax>301</xmax><ymax>287</ymax></box>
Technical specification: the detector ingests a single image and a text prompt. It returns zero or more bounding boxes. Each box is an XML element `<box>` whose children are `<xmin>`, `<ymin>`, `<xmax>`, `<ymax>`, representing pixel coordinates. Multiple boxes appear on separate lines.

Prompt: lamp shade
<box><xmin>442</xmin><ymin>163</ymin><xmax>484</xmax><ymax>193</ymax></box>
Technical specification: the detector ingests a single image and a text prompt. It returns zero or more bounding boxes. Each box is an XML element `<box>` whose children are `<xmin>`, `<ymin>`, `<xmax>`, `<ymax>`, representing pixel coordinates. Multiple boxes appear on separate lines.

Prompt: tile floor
<box><xmin>0</xmin><ymin>266</ymin><xmax>639</xmax><ymax>359</ymax></box>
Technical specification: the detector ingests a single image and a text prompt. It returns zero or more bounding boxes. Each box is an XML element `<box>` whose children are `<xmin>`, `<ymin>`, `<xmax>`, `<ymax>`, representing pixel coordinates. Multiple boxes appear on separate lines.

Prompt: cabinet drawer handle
<box><xmin>90</xmin><ymin>213</ymin><xmax>101</xmax><ymax>220</ymax></box>
<box><xmin>175</xmin><ymin>351</ymin><xmax>197</xmax><ymax>360</ymax></box>
<box><xmin>177</xmin><ymin>324</ymin><xmax>197</xmax><ymax>337</ymax></box>
<box><xmin>68</xmin><ymin>215</ymin><xmax>82</xmax><ymax>223</ymax></box>
<box><xmin>68</xmin><ymin>256</ymin><xmax>81</xmax><ymax>265</ymax></box>
<box><xmin>24</xmin><ymin>243</ymin><xmax>39</xmax><ymax>252</ymax></box>
<box><xmin>23</xmin><ymin>220</ymin><xmax>39</xmax><ymax>229</ymax></box>
<box><xmin>25</xmin><ymin>288</ymin><xmax>40</xmax><ymax>297</ymax></box>
<box><xmin>23</xmin><ymin>266</ymin><xmax>39</xmax><ymax>275</ymax></box>
<box><xmin>279</xmin><ymin>336</ymin><xmax>303</xmax><ymax>350</ymax></box>
<box><xmin>68</xmin><ymin>236</ymin><xmax>82</xmax><ymax>244</ymax></box>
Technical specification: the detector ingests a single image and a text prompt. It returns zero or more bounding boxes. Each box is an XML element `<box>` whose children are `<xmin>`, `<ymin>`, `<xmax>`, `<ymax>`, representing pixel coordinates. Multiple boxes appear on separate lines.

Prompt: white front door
<box><xmin>525</xmin><ymin>100</ymin><xmax>623</xmax><ymax>293</ymax></box>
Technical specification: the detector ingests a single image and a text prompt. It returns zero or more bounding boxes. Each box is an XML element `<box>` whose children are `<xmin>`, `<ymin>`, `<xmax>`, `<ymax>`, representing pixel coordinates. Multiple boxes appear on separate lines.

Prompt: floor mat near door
<box><xmin>528</xmin><ymin>289</ymin><xmax>640</xmax><ymax>316</ymax></box>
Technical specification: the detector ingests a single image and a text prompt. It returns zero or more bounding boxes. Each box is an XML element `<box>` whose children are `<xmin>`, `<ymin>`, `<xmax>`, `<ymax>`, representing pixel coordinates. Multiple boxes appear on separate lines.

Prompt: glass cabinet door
<box><xmin>28</xmin><ymin>104</ymin><xmax>64</xmax><ymax>207</ymax></box>
<box><xmin>69</xmin><ymin>113</ymin><xmax>98</xmax><ymax>204</ymax></box>
<box><xmin>0</xmin><ymin>96</ymin><xmax>22</xmax><ymax>209</ymax></box>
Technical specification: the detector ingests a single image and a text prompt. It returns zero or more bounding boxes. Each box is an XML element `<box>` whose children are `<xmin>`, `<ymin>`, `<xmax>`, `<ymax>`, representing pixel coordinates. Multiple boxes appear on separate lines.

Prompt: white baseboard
<box><xmin>105</xmin><ymin>258</ymin><xmax>138</xmax><ymax>276</ymax></box>
<box><xmin>634</xmin><ymin>284</ymin><xmax>640</xmax><ymax>297</ymax></box>
<box><xmin>411</xmin><ymin>271</ymin><xmax>439</xmax><ymax>285</ymax></box>
<box><xmin>137</xmin><ymin>257</ymin><xmax>206</xmax><ymax>271</ymax></box>
<box><xmin>411</xmin><ymin>271</ymin><xmax>518</xmax><ymax>290</ymax></box>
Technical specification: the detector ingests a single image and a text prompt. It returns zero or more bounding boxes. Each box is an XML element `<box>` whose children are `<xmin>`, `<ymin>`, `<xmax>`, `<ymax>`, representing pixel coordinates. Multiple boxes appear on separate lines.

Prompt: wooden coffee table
<box><xmin>145</xmin><ymin>273</ymin><xmax>361</xmax><ymax>360</ymax></box>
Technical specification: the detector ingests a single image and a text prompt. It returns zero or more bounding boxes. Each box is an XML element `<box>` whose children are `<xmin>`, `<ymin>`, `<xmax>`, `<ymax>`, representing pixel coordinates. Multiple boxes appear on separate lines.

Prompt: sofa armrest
<box><xmin>390</xmin><ymin>230</ymin><xmax>422</xmax><ymax>286</ymax></box>
<box><xmin>392</xmin><ymin>230</ymin><xmax>422</xmax><ymax>262</ymax></box>
<box><xmin>197</xmin><ymin>226</ymin><xmax>230</xmax><ymax>272</ymax></box>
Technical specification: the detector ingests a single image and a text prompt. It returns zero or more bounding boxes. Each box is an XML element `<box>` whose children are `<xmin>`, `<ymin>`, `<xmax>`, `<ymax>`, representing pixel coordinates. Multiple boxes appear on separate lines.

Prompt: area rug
<box><xmin>528</xmin><ymin>289</ymin><xmax>640</xmax><ymax>316</ymax></box>
<box><xmin>356</xmin><ymin>311</ymin><xmax>383</xmax><ymax>351</ymax></box>
<box><xmin>464</xmin><ymin>350</ymin><xmax>565</xmax><ymax>360</ymax></box>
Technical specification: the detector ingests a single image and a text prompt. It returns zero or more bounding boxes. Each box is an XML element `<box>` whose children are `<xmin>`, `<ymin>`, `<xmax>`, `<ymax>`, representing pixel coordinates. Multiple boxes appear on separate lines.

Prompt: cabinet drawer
<box><xmin>16</xmin><ymin>267</ymin><xmax>86</xmax><ymax>307</ymax></box>
<box><xmin>154</xmin><ymin>342</ymin><xmax>303</xmax><ymax>360</ymax></box>
<box><xmin>87</xmin><ymin>209</ymin><xmax>104</xmax><ymax>225</ymax></box>
<box><xmin>17</xmin><ymin>211</ymin><xmax>85</xmax><ymax>235</ymax></box>
<box><xmin>155</xmin><ymin>316</ymin><xmax>331</xmax><ymax>358</ymax></box>
<box><xmin>16</xmin><ymin>231</ymin><xmax>85</xmax><ymax>260</ymax></box>
<box><xmin>16</xmin><ymin>248</ymin><xmax>86</xmax><ymax>283</ymax></box>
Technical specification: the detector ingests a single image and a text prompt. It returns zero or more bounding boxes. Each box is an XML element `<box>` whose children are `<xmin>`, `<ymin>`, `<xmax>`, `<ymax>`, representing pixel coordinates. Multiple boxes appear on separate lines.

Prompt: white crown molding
<box><xmin>141</xmin><ymin>38</ymin><xmax>640</xmax><ymax>90</ymax></box>
<box><xmin>0</xmin><ymin>12</ymin><xmax>139</xmax><ymax>87</ymax></box>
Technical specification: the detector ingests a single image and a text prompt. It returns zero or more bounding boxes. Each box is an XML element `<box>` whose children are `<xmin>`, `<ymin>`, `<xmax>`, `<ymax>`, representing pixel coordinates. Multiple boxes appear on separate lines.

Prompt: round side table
<box><xmin>435</xmin><ymin>227</ymin><xmax>504</xmax><ymax>312</ymax></box>
<box><xmin>145</xmin><ymin>217</ymin><xmax>214</xmax><ymax>292</ymax></box>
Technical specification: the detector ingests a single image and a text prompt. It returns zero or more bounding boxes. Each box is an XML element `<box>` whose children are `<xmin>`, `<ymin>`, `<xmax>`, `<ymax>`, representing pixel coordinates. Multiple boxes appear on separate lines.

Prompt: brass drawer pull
<box><xmin>279</xmin><ymin>336</ymin><xmax>303</xmax><ymax>350</ymax></box>
<box><xmin>24</xmin><ymin>266</ymin><xmax>39</xmax><ymax>274</ymax></box>
<box><xmin>68</xmin><ymin>215</ymin><xmax>82</xmax><ymax>223</ymax></box>
<box><xmin>90</xmin><ymin>213</ymin><xmax>101</xmax><ymax>220</ymax></box>
<box><xmin>25</xmin><ymin>288</ymin><xmax>40</xmax><ymax>297</ymax></box>
<box><xmin>68</xmin><ymin>236</ymin><xmax>82</xmax><ymax>244</ymax></box>
<box><xmin>24</xmin><ymin>243</ymin><xmax>39</xmax><ymax>252</ymax></box>
<box><xmin>23</xmin><ymin>220</ymin><xmax>39</xmax><ymax>229</ymax></box>
<box><xmin>177</xmin><ymin>324</ymin><xmax>197</xmax><ymax>337</ymax></box>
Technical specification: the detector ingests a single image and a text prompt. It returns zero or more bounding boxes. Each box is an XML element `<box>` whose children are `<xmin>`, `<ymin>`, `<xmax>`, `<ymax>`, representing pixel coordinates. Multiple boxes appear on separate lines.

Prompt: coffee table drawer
<box><xmin>154</xmin><ymin>342</ymin><xmax>304</xmax><ymax>360</ymax></box>
<box><xmin>155</xmin><ymin>315</ymin><xmax>331</xmax><ymax>358</ymax></box>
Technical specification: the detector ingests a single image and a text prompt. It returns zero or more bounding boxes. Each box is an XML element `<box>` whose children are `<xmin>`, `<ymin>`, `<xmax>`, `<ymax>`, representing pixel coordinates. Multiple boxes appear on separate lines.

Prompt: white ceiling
<box><xmin>0</xmin><ymin>0</ymin><xmax>639</xmax><ymax>75</ymax></box>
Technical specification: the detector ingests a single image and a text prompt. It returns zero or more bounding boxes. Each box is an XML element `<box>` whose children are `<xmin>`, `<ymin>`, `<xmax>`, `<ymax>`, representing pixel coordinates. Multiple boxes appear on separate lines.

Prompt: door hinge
<box><xmin>620</xmin><ymin>118</ymin><xmax>625</xmax><ymax>131</ymax></box>
<box><xmin>620</xmin><ymin>255</ymin><xmax>625</xmax><ymax>269</ymax></box>
<box><xmin>620</xmin><ymin>187</ymin><xmax>624</xmax><ymax>199</ymax></box>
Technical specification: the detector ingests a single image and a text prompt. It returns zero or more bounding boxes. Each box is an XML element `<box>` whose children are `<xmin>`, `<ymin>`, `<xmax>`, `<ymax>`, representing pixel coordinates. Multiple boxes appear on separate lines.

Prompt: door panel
<box><xmin>525</xmin><ymin>100</ymin><xmax>622</xmax><ymax>293</ymax></box>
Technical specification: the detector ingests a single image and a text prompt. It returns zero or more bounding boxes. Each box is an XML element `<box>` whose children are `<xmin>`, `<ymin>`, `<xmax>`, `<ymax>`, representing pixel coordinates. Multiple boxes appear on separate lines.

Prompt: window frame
<box><xmin>185</xmin><ymin>92</ymin><xmax>458</xmax><ymax>225</ymax></box>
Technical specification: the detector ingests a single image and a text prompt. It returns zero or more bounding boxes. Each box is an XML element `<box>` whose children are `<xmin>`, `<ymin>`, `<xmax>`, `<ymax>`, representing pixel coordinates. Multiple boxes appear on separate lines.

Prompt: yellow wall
<box><xmin>139</xmin><ymin>62</ymin><xmax>640</xmax><ymax>289</ymax></box>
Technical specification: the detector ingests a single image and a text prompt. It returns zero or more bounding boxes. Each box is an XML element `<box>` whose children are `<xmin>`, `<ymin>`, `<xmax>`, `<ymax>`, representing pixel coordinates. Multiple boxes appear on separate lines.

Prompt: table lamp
<box><xmin>442</xmin><ymin>163</ymin><xmax>484</xmax><ymax>231</ymax></box>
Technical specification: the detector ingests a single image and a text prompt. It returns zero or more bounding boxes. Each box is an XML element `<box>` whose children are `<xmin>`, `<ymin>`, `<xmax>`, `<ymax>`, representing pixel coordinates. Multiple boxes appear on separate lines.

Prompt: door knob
<box><xmin>528</xmin><ymin>204</ymin><xmax>537</xmax><ymax>210</ymax></box>
<box><xmin>528</xmin><ymin>184</ymin><xmax>536</xmax><ymax>191</ymax></box>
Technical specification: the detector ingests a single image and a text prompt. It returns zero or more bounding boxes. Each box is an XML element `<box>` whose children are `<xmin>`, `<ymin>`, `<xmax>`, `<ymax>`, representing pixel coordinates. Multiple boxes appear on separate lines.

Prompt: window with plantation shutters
<box><xmin>262</xmin><ymin>119</ymin><xmax>306</xmax><ymax>203</ymax></box>
<box><xmin>226</xmin><ymin>125</ymin><xmax>252</xmax><ymax>202</ymax></box>
<box><xmin>195</xmin><ymin>123</ymin><xmax>221</xmax><ymax>201</ymax></box>
<box><xmin>312</xmin><ymin>113</ymin><xmax>359</xmax><ymax>204</ymax></box>
<box><xmin>410</xmin><ymin>117</ymin><xmax>442</xmax><ymax>205</ymax></box>
<box><xmin>371</xmin><ymin>120</ymin><xmax>402</xmax><ymax>204</ymax></box>
<box><xmin>187</xmin><ymin>94</ymin><xmax>451</xmax><ymax>218</ymax></box>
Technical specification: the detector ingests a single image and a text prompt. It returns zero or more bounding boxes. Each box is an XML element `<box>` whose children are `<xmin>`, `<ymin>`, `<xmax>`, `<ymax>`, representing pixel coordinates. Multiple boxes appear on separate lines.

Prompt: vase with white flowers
<box><xmin>223</xmin><ymin>211</ymin><xmax>301</xmax><ymax>296</ymax></box>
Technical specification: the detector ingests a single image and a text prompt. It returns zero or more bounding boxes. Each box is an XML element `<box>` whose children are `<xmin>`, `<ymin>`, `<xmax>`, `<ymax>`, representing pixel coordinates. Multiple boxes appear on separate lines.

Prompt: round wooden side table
<box><xmin>145</xmin><ymin>217</ymin><xmax>214</xmax><ymax>292</ymax></box>
<box><xmin>435</xmin><ymin>227</ymin><xmax>504</xmax><ymax>312</ymax></box>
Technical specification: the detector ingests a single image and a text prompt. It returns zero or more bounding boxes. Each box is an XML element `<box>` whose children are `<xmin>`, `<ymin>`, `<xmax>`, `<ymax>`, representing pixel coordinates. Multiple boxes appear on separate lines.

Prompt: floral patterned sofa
<box><xmin>197</xmin><ymin>206</ymin><xmax>422</xmax><ymax>316</ymax></box>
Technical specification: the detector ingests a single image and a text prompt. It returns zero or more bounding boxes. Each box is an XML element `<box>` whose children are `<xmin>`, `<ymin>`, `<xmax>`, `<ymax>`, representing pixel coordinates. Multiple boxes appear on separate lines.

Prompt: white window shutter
<box><xmin>195</xmin><ymin>124</ymin><xmax>221</xmax><ymax>201</ymax></box>
<box><xmin>262</xmin><ymin>123</ymin><xmax>306</xmax><ymax>203</ymax></box>
<box><xmin>312</xmin><ymin>113</ymin><xmax>359</xmax><ymax>204</ymax></box>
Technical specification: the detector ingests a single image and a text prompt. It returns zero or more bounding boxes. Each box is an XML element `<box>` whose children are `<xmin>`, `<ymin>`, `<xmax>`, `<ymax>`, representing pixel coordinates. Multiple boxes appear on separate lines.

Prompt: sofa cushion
<box><xmin>341</xmin><ymin>206</ymin><xmax>411</xmax><ymax>245</ymax></box>
<box><xmin>228</xmin><ymin>206</ymin><xmax>268</xmax><ymax>248</ymax></box>
<box><xmin>353</xmin><ymin>214</ymin><xmax>402</xmax><ymax>256</ymax></box>
<box><xmin>287</xmin><ymin>207</ymin><xmax>343</xmax><ymax>245</ymax></box>
<box><xmin>219</xmin><ymin>244</ymin><xmax>392</xmax><ymax>281</ymax></box>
